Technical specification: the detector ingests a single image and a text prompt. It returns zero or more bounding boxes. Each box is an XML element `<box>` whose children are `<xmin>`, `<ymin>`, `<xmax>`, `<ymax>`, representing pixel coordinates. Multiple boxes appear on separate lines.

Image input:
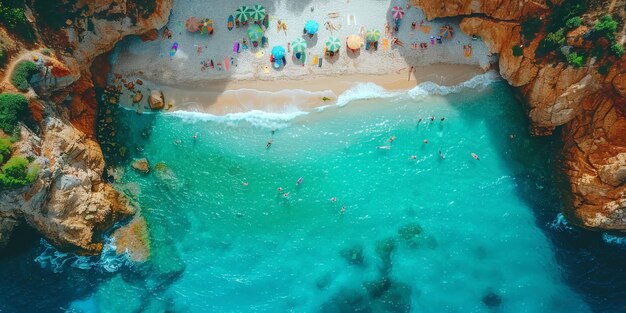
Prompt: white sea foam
<box><xmin>35</xmin><ymin>237</ymin><xmax>130</xmax><ymax>273</ymax></box>
<box><xmin>335</xmin><ymin>82</ymin><xmax>402</xmax><ymax>107</ymax></box>
<box><xmin>549</xmin><ymin>213</ymin><xmax>573</xmax><ymax>231</ymax></box>
<box><xmin>602</xmin><ymin>233</ymin><xmax>626</xmax><ymax>247</ymax></box>
<box><xmin>169</xmin><ymin>109</ymin><xmax>309</xmax><ymax>129</ymax></box>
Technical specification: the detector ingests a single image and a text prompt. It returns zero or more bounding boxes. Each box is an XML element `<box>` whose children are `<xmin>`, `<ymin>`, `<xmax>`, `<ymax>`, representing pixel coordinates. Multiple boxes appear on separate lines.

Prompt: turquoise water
<box><xmin>4</xmin><ymin>78</ymin><xmax>626</xmax><ymax>312</ymax></box>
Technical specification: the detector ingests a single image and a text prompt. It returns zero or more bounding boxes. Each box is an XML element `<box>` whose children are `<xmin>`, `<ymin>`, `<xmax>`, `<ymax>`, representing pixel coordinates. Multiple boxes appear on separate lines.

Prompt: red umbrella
<box><xmin>392</xmin><ymin>6</ymin><xmax>404</xmax><ymax>20</ymax></box>
<box><xmin>185</xmin><ymin>17</ymin><xmax>200</xmax><ymax>32</ymax></box>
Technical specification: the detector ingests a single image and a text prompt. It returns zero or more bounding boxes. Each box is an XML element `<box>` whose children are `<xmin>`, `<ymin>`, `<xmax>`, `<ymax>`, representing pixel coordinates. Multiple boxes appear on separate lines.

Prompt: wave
<box><xmin>35</xmin><ymin>237</ymin><xmax>131</xmax><ymax>273</ymax></box>
<box><xmin>602</xmin><ymin>233</ymin><xmax>626</xmax><ymax>247</ymax></box>
<box><xmin>548</xmin><ymin>213</ymin><xmax>574</xmax><ymax>231</ymax></box>
<box><xmin>169</xmin><ymin>109</ymin><xmax>309</xmax><ymax>129</ymax></box>
<box><xmin>331</xmin><ymin>70</ymin><xmax>500</xmax><ymax>109</ymax></box>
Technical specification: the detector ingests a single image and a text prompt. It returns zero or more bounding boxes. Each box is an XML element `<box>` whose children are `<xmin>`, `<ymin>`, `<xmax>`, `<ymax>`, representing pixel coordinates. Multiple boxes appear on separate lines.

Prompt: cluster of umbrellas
<box><xmin>235</xmin><ymin>5</ymin><xmax>266</xmax><ymax>24</ymax></box>
<box><xmin>185</xmin><ymin>17</ymin><xmax>214</xmax><ymax>35</ymax></box>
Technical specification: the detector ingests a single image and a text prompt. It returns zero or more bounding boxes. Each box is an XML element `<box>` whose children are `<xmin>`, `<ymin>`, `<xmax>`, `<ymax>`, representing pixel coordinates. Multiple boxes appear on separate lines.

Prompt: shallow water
<box><xmin>1</xmin><ymin>79</ymin><xmax>626</xmax><ymax>312</ymax></box>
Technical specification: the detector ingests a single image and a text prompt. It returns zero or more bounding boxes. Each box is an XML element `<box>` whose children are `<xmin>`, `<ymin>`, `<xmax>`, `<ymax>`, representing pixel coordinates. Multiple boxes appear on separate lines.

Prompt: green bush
<box><xmin>0</xmin><ymin>155</ymin><xmax>37</xmax><ymax>189</ymax></box>
<box><xmin>0</xmin><ymin>137</ymin><xmax>11</xmax><ymax>161</ymax></box>
<box><xmin>593</xmin><ymin>15</ymin><xmax>618</xmax><ymax>41</ymax></box>
<box><xmin>0</xmin><ymin>93</ymin><xmax>29</xmax><ymax>134</ymax></box>
<box><xmin>567</xmin><ymin>52</ymin><xmax>585</xmax><ymax>68</ymax></box>
<box><xmin>512</xmin><ymin>45</ymin><xmax>524</xmax><ymax>57</ymax></box>
<box><xmin>565</xmin><ymin>17</ymin><xmax>582</xmax><ymax>29</ymax></box>
<box><xmin>538</xmin><ymin>28</ymin><xmax>566</xmax><ymax>55</ymax></box>
<box><xmin>0</xmin><ymin>2</ymin><xmax>27</xmax><ymax>29</ymax></box>
<box><xmin>11</xmin><ymin>60</ymin><xmax>38</xmax><ymax>91</ymax></box>
<box><xmin>521</xmin><ymin>17</ymin><xmax>543</xmax><ymax>41</ymax></box>
<box><xmin>610</xmin><ymin>43</ymin><xmax>624</xmax><ymax>58</ymax></box>
<box><xmin>547</xmin><ymin>0</ymin><xmax>587</xmax><ymax>32</ymax></box>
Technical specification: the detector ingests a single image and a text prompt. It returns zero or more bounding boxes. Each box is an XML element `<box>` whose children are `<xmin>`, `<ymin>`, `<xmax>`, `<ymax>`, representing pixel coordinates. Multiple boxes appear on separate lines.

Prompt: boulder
<box><xmin>149</xmin><ymin>90</ymin><xmax>165</xmax><ymax>110</ymax></box>
<box><xmin>132</xmin><ymin>158</ymin><xmax>150</xmax><ymax>174</ymax></box>
<box><xmin>132</xmin><ymin>91</ymin><xmax>143</xmax><ymax>104</ymax></box>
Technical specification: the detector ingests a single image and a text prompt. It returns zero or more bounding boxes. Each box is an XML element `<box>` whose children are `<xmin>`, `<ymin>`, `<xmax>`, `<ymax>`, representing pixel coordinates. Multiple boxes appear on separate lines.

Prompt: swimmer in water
<box><xmin>330</xmin><ymin>197</ymin><xmax>337</xmax><ymax>203</ymax></box>
<box><xmin>242</xmin><ymin>181</ymin><xmax>249</xmax><ymax>186</ymax></box>
<box><xmin>266</xmin><ymin>138</ymin><xmax>273</xmax><ymax>149</ymax></box>
<box><xmin>377</xmin><ymin>145</ymin><xmax>392</xmax><ymax>150</ymax></box>
<box><xmin>277</xmin><ymin>187</ymin><xmax>283</xmax><ymax>192</ymax></box>
<box><xmin>440</xmin><ymin>117</ymin><xmax>445</xmax><ymax>122</ymax></box>
<box><xmin>438</xmin><ymin>150</ymin><xmax>445</xmax><ymax>159</ymax></box>
<box><xmin>193</xmin><ymin>132</ymin><xmax>198</xmax><ymax>140</ymax></box>
<box><xmin>389</xmin><ymin>135</ymin><xmax>396</xmax><ymax>143</ymax></box>
<box><xmin>174</xmin><ymin>139</ymin><xmax>182</xmax><ymax>145</ymax></box>
<box><xmin>296</xmin><ymin>177</ymin><xmax>303</xmax><ymax>186</ymax></box>
<box><xmin>471</xmin><ymin>152</ymin><xmax>480</xmax><ymax>160</ymax></box>
<box><xmin>430</xmin><ymin>116</ymin><xmax>435</xmax><ymax>122</ymax></box>
<box><xmin>340</xmin><ymin>207</ymin><xmax>346</xmax><ymax>214</ymax></box>
<box><xmin>283</xmin><ymin>192</ymin><xmax>290</xmax><ymax>198</ymax></box>
<box><xmin>410</xmin><ymin>155</ymin><xmax>417</xmax><ymax>160</ymax></box>
<box><xmin>423</xmin><ymin>139</ymin><xmax>429</xmax><ymax>144</ymax></box>
<box><xmin>417</xmin><ymin>118</ymin><xmax>422</xmax><ymax>124</ymax></box>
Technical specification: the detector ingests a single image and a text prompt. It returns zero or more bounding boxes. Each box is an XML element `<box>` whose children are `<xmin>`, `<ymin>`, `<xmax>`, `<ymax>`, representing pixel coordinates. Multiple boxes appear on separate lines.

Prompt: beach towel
<box><xmin>347</xmin><ymin>15</ymin><xmax>351</xmax><ymax>26</ymax></box>
<box><xmin>224</xmin><ymin>57</ymin><xmax>230</xmax><ymax>71</ymax></box>
<box><xmin>351</xmin><ymin>15</ymin><xmax>357</xmax><ymax>25</ymax></box>
<box><xmin>169</xmin><ymin>42</ymin><xmax>178</xmax><ymax>57</ymax></box>
<box><xmin>263</xmin><ymin>66</ymin><xmax>270</xmax><ymax>73</ymax></box>
<box><xmin>382</xmin><ymin>38</ymin><xmax>389</xmax><ymax>52</ymax></box>
<box><xmin>233</xmin><ymin>42</ymin><xmax>240</xmax><ymax>53</ymax></box>
<box><xmin>421</xmin><ymin>25</ymin><xmax>431</xmax><ymax>34</ymax></box>
<box><xmin>312</xmin><ymin>55</ymin><xmax>319</xmax><ymax>65</ymax></box>
<box><xmin>255</xmin><ymin>50</ymin><xmax>265</xmax><ymax>59</ymax></box>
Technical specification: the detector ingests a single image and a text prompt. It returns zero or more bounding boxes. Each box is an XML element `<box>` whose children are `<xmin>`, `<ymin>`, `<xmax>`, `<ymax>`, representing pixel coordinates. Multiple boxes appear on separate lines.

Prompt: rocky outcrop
<box><xmin>149</xmin><ymin>90</ymin><xmax>165</xmax><ymax>110</ymax></box>
<box><xmin>132</xmin><ymin>158</ymin><xmax>150</xmax><ymax>174</ymax></box>
<box><xmin>414</xmin><ymin>0</ymin><xmax>626</xmax><ymax>231</ymax></box>
<box><xmin>0</xmin><ymin>0</ymin><xmax>172</xmax><ymax>254</ymax></box>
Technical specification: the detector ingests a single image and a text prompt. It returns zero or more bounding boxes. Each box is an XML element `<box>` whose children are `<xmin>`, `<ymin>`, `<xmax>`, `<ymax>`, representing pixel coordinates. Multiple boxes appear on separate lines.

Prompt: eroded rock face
<box><xmin>415</xmin><ymin>0</ymin><xmax>626</xmax><ymax>231</ymax></box>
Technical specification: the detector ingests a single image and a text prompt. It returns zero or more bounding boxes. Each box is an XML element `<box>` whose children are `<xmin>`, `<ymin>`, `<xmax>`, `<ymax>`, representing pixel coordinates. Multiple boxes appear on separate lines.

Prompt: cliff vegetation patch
<box><xmin>0</xmin><ymin>93</ymin><xmax>30</xmax><ymax>134</ymax></box>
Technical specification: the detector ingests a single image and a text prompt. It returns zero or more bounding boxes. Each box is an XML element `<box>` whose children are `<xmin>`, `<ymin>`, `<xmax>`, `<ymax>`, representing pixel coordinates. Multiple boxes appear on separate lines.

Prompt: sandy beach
<box><xmin>109</xmin><ymin>0</ymin><xmax>495</xmax><ymax>114</ymax></box>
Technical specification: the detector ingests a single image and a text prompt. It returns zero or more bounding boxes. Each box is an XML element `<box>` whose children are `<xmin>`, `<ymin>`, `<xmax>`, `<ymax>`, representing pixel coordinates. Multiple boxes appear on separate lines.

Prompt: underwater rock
<box><xmin>149</xmin><ymin>90</ymin><xmax>165</xmax><ymax>110</ymax></box>
<box><xmin>132</xmin><ymin>158</ymin><xmax>150</xmax><ymax>174</ymax></box>
<box><xmin>320</xmin><ymin>289</ymin><xmax>372</xmax><ymax>313</ymax></box>
<box><xmin>315</xmin><ymin>272</ymin><xmax>333</xmax><ymax>290</ymax></box>
<box><xmin>397</xmin><ymin>223</ymin><xmax>423</xmax><ymax>240</ymax></box>
<box><xmin>340</xmin><ymin>244</ymin><xmax>365</xmax><ymax>266</ymax></box>
<box><xmin>111</xmin><ymin>215</ymin><xmax>150</xmax><ymax>262</ymax></box>
<box><xmin>482</xmin><ymin>291</ymin><xmax>502</xmax><ymax>308</ymax></box>
<box><xmin>375</xmin><ymin>237</ymin><xmax>396</xmax><ymax>273</ymax></box>
<box><xmin>154</xmin><ymin>162</ymin><xmax>181</xmax><ymax>190</ymax></box>
<box><xmin>364</xmin><ymin>276</ymin><xmax>391</xmax><ymax>299</ymax></box>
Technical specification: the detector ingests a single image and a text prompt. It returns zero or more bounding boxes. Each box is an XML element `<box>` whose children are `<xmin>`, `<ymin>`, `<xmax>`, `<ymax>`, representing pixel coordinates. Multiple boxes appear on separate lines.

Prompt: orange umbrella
<box><xmin>185</xmin><ymin>17</ymin><xmax>200</xmax><ymax>32</ymax></box>
<box><xmin>199</xmin><ymin>18</ymin><xmax>214</xmax><ymax>35</ymax></box>
<box><xmin>347</xmin><ymin>35</ymin><xmax>363</xmax><ymax>50</ymax></box>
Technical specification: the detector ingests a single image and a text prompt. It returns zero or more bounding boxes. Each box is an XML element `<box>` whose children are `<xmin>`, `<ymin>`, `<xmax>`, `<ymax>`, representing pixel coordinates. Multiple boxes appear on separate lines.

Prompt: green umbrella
<box><xmin>366</xmin><ymin>29</ymin><xmax>381</xmax><ymax>42</ymax></box>
<box><xmin>247</xmin><ymin>24</ymin><xmax>263</xmax><ymax>42</ymax></box>
<box><xmin>292</xmin><ymin>37</ymin><xmax>307</xmax><ymax>53</ymax></box>
<box><xmin>235</xmin><ymin>6</ymin><xmax>251</xmax><ymax>23</ymax></box>
<box><xmin>250</xmin><ymin>4</ymin><xmax>266</xmax><ymax>21</ymax></box>
<box><xmin>325</xmin><ymin>36</ymin><xmax>341</xmax><ymax>52</ymax></box>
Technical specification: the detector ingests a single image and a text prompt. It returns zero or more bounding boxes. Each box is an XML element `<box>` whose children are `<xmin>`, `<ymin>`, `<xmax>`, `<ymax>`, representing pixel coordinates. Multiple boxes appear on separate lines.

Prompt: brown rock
<box><xmin>149</xmin><ymin>90</ymin><xmax>165</xmax><ymax>110</ymax></box>
<box><xmin>132</xmin><ymin>91</ymin><xmax>143</xmax><ymax>104</ymax></box>
<box><xmin>132</xmin><ymin>158</ymin><xmax>150</xmax><ymax>174</ymax></box>
<box><xmin>111</xmin><ymin>215</ymin><xmax>150</xmax><ymax>261</ymax></box>
<box><xmin>139</xmin><ymin>29</ymin><xmax>159</xmax><ymax>42</ymax></box>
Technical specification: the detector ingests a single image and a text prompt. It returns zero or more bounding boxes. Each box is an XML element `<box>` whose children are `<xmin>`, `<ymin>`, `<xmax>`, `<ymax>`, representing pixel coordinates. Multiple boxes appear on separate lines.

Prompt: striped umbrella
<box><xmin>366</xmin><ymin>29</ymin><xmax>381</xmax><ymax>42</ymax></box>
<box><xmin>347</xmin><ymin>34</ymin><xmax>363</xmax><ymax>50</ymax></box>
<box><xmin>247</xmin><ymin>24</ymin><xmax>263</xmax><ymax>42</ymax></box>
<box><xmin>199</xmin><ymin>18</ymin><xmax>214</xmax><ymax>35</ymax></box>
<box><xmin>325</xmin><ymin>36</ymin><xmax>341</xmax><ymax>52</ymax></box>
<box><xmin>392</xmin><ymin>6</ymin><xmax>404</xmax><ymax>20</ymax></box>
<box><xmin>235</xmin><ymin>6</ymin><xmax>251</xmax><ymax>23</ymax></box>
<box><xmin>292</xmin><ymin>37</ymin><xmax>307</xmax><ymax>53</ymax></box>
<box><xmin>184</xmin><ymin>16</ymin><xmax>200</xmax><ymax>32</ymax></box>
<box><xmin>272</xmin><ymin>46</ymin><xmax>286</xmax><ymax>59</ymax></box>
<box><xmin>304</xmin><ymin>20</ymin><xmax>319</xmax><ymax>35</ymax></box>
<box><xmin>250</xmin><ymin>4</ymin><xmax>266</xmax><ymax>21</ymax></box>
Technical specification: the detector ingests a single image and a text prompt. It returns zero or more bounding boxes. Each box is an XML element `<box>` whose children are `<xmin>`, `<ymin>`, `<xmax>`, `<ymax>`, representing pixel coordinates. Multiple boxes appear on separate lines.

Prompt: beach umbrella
<box><xmin>199</xmin><ymin>18</ymin><xmax>214</xmax><ymax>35</ymax></box>
<box><xmin>247</xmin><ymin>24</ymin><xmax>263</xmax><ymax>42</ymax></box>
<box><xmin>292</xmin><ymin>37</ymin><xmax>307</xmax><ymax>53</ymax></box>
<box><xmin>366</xmin><ymin>29</ymin><xmax>381</xmax><ymax>42</ymax></box>
<box><xmin>271</xmin><ymin>45</ymin><xmax>286</xmax><ymax>59</ymax></box>
<box><xmin>250</xmin><ymin>4</ymin><xmax>266</xmax><ymax>21</ymax></box>
<box><xmin>347</xmin><ymin>34</ymin><xmax>363</xmax><ymax>50</ymax></box>
<box><xmin>325</xmin><ymin>36</ymin><xmax>341</xmax><ymax>52</ymax></box>
<box><xmin>235</xmin><ymin>6</ymin><xmax>251</xmax><ymax>23</ymax></box>
<box><xmin>184</xmin><ymin>16</ymin><xmax>200</xmax><ymax>32</ymax></box>
<box><xmin>392</xmin><ymin>6</ymin><xmax>404</xmax><ymax>20</ymax></box>
<box><xmin>304</xmin><ymin>20</ymin><xmax>319</xmax><ymax>35</ymax></box>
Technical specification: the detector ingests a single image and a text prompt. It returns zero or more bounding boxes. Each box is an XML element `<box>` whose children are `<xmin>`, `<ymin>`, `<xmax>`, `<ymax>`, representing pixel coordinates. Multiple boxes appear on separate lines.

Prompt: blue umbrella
<box><xmin>304</xmin><ymin>20</ymin><xmax>319</xmax><ymax>35</ymax></box>
<box><xmin>272</xmin><ymin>46</ymin><xmax>286</xmax><ymax>59</ymax></box>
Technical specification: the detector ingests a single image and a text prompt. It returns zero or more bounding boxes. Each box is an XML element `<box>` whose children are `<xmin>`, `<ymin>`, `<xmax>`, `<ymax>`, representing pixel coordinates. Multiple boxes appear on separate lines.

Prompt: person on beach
<box><xmin>408</xmin><ymin>66</ymin><xmax>415</xmax><ymax>81</ymax></box>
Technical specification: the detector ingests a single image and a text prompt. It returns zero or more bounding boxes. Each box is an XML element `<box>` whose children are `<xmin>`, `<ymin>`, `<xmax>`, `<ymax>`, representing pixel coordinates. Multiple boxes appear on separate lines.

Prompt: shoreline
<box><xmin>118</xmin><ymin>63</ymin><xmax>486</xmax><ymax>115</ymax></box>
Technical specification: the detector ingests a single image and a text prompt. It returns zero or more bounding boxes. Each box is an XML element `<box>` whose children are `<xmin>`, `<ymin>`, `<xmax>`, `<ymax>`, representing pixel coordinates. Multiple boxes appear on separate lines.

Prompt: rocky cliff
<box><xmin>413</xmin><ymin>0</ymin><xmax>626</xmax><ymax>231</ymax></box>
<box><xmin>0</xmin><ymin>0</ymin><xmax>172</xmax><ymax>253</ymax></box>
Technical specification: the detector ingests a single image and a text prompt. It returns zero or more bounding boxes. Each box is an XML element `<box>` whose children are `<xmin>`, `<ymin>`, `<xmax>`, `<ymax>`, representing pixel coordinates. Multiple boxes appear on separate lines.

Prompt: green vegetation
<box><xmin>0</xmin><ymin>46</ymin><xmax>5</xmax><ymax>65</ymax></box>
<box><xmin>0</xmin><ymin>0</ymin><xmax>34</xmax><ymax>41</ymax></box>
<box><xmin>0</xmin><ymin>93</ymin><xmax>29</xmax><ymax>134</ymax></box>
<box><xmin>11</xmin><ymin>60</ymin><xmax>38</xmax><ymax>91</ymax></box>
<box><xmin>546</xmin><ymin>0</ymin><xmax>587</xmax><ymax>32</ymax></box>
<box><xmin>610</xmin><ymin>43</ymin><xmax>624</xmax><ymax>58</ymax></box>
<box><xmin>598</xmin><ymin>62</ymin><xmax>612</xmax><ymax>75</ymax></box>
<box><xmin>512</xmin><ymin>45</ymin><xmax>524</xmax><ymax>57</ymax></box>
<box><xmin>0</xmin><ymin>137</ymin><xmax>11</xmax><ymax>164</ymax></box>
<box><xmin>521</xmin><ymin>17</ymin><xmax>542</xmax><ymax>41</ymax></box>
<box><xmin>538</xmin><ymin>28</ymin><xmax>566</xmax><ymax>55</ymax></box>
<box><xmin>42</xmin><ymin>48</ymin><xmax>52</xmax><ymax>56</ymax></box>
<box><xmin>565</xmin><ymin>16</ymin><xmax>582</xmax><ymax>29</ymax></box>
<box><xmin>567</xmin><ymin>52</ymin><xmax>585</xmax><ymax>68</ymax></box>
<box><xmin>0</xmin><ymin>155</ymin><xmax>37</xmax><ymax>189</ymax></box>
<box><xmin>33</xmin><ymin>0</ymin><xmax>80</xmax><ymax>29</ymax></box>
<box><xmin>593</xmin><ymin>15</ymin><xmax>618</xmax><ymax>41</ymax></box>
